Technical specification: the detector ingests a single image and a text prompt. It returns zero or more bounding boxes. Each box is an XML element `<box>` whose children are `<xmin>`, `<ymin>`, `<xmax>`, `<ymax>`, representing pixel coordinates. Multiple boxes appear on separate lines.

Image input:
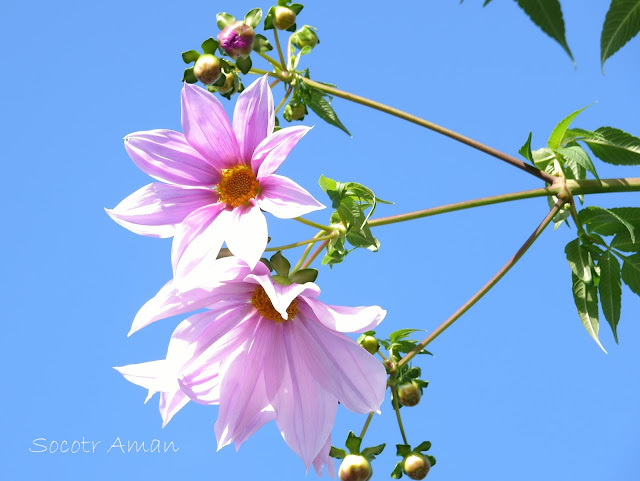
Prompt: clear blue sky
<box><xmin>2</xmin><ymin>1</ymin><xmax>639</xmax><ymax>480</ymax></box>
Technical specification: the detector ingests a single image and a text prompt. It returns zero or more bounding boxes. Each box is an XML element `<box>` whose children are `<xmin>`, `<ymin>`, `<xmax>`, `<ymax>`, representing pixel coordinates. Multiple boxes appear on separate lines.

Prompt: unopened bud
<box><xmin>397</xmin><ymin>381</ymin><xmax>421</xmax><ymax>407</ymax></box>
<box><xmin>291</xmin><ymin>25</ymin><xmax>319</xmax><ymax>49</ymax></box>
<box><xmin>218</xmin><ymin>21</ymin><xmax>255</xmax><ymax>59</ymax></box>
<box><xmin>403</xmin><ymin>453</ymin><xmax>431</xmax><ymax>480</ymax></box>
<box><xmin>193</xmin><ymin>54</ymin><xmax>222</xmax><ymax>85</ymax></box>
<box><xmin>359</xmin><ymin>335</ymin><xmax>379</xmax><ymax>355</ymax></box>
<box><xmin>339</xmin><ymin>455</ymin><xmax>373</xmax><ymax>481</ymax></box>
<box><xmin>273</xmin><ymin>6</ymin><xmax>296</xmax><ymax>30</ymax></box>
<box><xmin>283</xmin><ymin>101</ymin><xmax>307</xmax><ymax>121</ymax></box>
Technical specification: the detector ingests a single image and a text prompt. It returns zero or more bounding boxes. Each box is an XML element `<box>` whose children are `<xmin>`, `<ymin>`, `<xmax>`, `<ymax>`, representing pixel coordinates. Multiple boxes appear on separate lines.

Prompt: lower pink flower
<box><xmin>115</xmin><ymin>257</ymin><xmax>387</xmax><ymax>475</ymax></box>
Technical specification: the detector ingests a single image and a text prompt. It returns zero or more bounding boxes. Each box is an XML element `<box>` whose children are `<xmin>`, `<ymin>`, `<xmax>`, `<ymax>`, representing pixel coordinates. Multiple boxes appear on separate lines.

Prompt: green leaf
<box><xmin>305</xmin><ymin>91</ymin><xmax>351</xmax><ymax>136</ymax></box>
<box><xmin>270</xmin><ymin>251</ymin><xmax>290</xmax><ymax>277</ymax></box>
<box><xmin>345</xmin><ymin>431</ymin><xmax>362</xmax><ymax>455</ymax></box>
<box><xmin>253</xmin><ymin>34</ymin><xmax>273</xmax><ymax>53</ymax></box>
<box><xmin>548</xmin><ymin>105</ymin><xmax>590</xmax><ymax>150</ymax></box>
<box><xmin>244</xmin><ymin>8</ymin><xmax>262</xmax><ymax>28</ymax></box>
<box><xmin>235</xmin><ymin>56</ymin><xmax>252</xmax><ymax>74</ymax></box>
<box><xmin>514</xmin><ymin>0</ymin><xmax>574</xmax><ymax>64</ymax></box>
<box><xmin>579</xmin><ymin>206</ymin><xmax>636</xmax><ymax>242</ymax></box>
<box><xmin>181</xmin><ymin>50</ymin><xmax>201</xmax><ymax>64</ymax></box>
<box><xmin>484</xmin><ymin>0</ymin><xmax>493</xmax><ymax>5</ymax></box>
<box><xmin>426</xmin><ymin>455</ymin><xmax>437</xmax><ymax>467</ymax></box>
<box><xmin>572</xmin><ymin>273</ymin><xmax>607</xmax><ymax>352</ymax></box>
<box><xmin>519</xmin><ymin>132</ymin><xmax>534</xmax><ymax>163</ymax></box>
<box><xmin>556</xmin><ymin>146</ymin><xmax>600</xmax><ymax>181</ymax></box>
<box><xmin>396</xmin><ymin>444</ymin><xmax>412</xmax><ymax>458</ymax></box>
<box><xmin>182</xmin><ymin>67</ymin><xmax>197</xmax><ymax>83</ymax></box>
<box><xmin>216</xmin><ymin>12</ymin><xmax>235</xmax><ymax>30</ymax></box>
<box><xmin>601</xmin><ymin>0</ymin><xmax>640</xmax><ymax>68</ymax></box>
<box><xmin>391</xmin><ymin>461</ymin><xmax>404</xmax><ymax>479</ymax></box>
<box><xmin>289</xmin><ymin>3</ymin><xmax>304</xmax><ymax>14</ymax></box>
<box><xmin>598</xmin><ymin>251</ymin><xmax>622</xmax><ymax>343</ymax></box>
<box><xmin>531</xmin><ymin>147</ymin><xmax>556</xmax><ymax>171</ymax></box>
<box><xmin>329</xmin><ymin>446</ymin><xmax>347</xmax><ymax>459</ymax></box>
<box><xmin>264</xmin><ymin>6</ymin><xmax>275</xmax><ymax>30</ymax></box>
<box><xmin>389</xmin><ymin>329</ymin><xmax>421</xmax><ymax>342</ymax></box>
<box><xmin>414</xmin><ymin>441</ymin><xmax>432</xmax><ymax>452</ymax></box>
<box><xmin>289</xmin><ymin>268</ymin><xmax>318</xmax><ymax>284</ymax></box>
<box><xmin>580</xmin><ymin>127</ymin><xmax>640</xmax><ymax>165</ymax></box>
<box><xmin>361</xmin><ymin>443</ymin><xmax>386</xmax><ymax>460</ymax></box>
<box><xmin>612</xmin><ymin>231</ymin><xmax>640</xmax><ymax>252</ymax></box>
<box><xmin>621</xmin><ymin>253</ymin><xmax>640</xmax><ymax>296</ymax></box>
<box><xmin>201</xmin><ymin>38</ymin><xmax>219</xmax><ymax>55</ymax></box>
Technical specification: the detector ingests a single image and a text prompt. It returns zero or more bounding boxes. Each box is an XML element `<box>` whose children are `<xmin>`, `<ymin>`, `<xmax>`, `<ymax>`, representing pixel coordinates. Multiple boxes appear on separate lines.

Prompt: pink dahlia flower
<box><xmin>106</xmin><ymin>76</ymin><xmax>324</xmax><ymax>277</ymax></box>
<box><xmin>115</xmin><ymin>257</ymin><xmax>387</xmax><ymax>474</ymax></box>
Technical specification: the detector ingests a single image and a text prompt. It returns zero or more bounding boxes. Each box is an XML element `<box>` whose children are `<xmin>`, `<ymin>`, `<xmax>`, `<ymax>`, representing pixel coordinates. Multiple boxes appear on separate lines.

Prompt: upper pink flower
<box><xmin>106</xmin><ymin>76</ymin><xmax>324</xmax><ymax>277</ymax></box>
<box><xmin>115</xmin><ymin>257</ymin><xmax>387</xmax><ymax>475</ymax></box>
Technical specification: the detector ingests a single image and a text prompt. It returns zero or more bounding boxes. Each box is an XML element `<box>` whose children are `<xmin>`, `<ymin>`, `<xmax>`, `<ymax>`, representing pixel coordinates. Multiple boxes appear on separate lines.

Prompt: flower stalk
<box><xmin>391</xmin><ymin>385</ymin><xmax>409</xmax><ymax>444</ymax></box>
<box><xmin>359</xmin><ymin>411</ymin><xmax>375</xmax><ymax>440</ymax></box>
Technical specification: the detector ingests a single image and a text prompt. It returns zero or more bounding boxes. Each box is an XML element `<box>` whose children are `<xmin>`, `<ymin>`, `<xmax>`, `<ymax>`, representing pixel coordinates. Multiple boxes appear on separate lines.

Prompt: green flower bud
<box><xmin>359</xmin><ymin>335</ymin><xmax>379</xmax><ymax>355</ymax></box>
<box><xmin>273</xmin><ymin>6</ymin><xmax>296</xmax><ymax>30</ymax></box>
<box><xmin>193</xmin><ymin>54</ymin><xmax>222</xmax><ymax>85</ymax></box>
<box><xmin>397</xmin><ymin>381</ymin><xmax>421</xmax><ymax>407</ymax></box>
<box><xmin>291</xmin><ymin>25</ymin><xmax>319</xmax><ymax>49</ymax></box>
<box><xmin>407</xmin><ymin>366</ymin><xmax>421</xmax><ymax>379</ymax></box>
<box><xmin>403</xmin><ymin>453</ymin><xmax>431</xmax><ymax>480</ymax></box>
<box><xmin>339</xmin><ymin>455</ymin><xmax>373</xmax><ymax>481</ymax></box>
<box><xmin>283</xmin><ymin>101</ymin><xmax>307</xmax><ymax>122</ymax></box>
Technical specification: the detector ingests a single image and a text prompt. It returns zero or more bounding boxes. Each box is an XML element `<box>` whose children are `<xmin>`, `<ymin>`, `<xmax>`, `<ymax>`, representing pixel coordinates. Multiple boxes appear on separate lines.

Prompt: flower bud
<box><xmin>217</xmin><ymin>72</ymin><xmax>236</xmax><ymax>94</ymax></box>
<box><xmin>273</xmin><ymin>6</ymin><xmax>296</xmax><ymax>30</ymax></box>
<box><xmin>193</xmin><ymin>54</ymin><xmax>222</xmax><ymax>85</ymax></box>
<box><xmin>397</xmin><ymin>381</ymin><xmax>421</xmax><ymax>407</ymax></box>
<box><xmin>283</xmin><ymin>101</ymin><xmax>307</xmax><ymax>122</ymax></box>
<box><xmin>218</xmin><ymin>21</ymin><xmax>255</xmax><ymax>59</ymax></box>
<box><xmin>291</xmin><ymin>25</ymin><xmax>319</xmax><ymax>49</ymax></box>
<box><xmin>403</xmin><ymin>453</ymin><xmax>431</xmax><ymax>480</ymax></box>
<box><xmin>339</xmin><ymin>455</ymin><xmax>373</xmax><ymax>481</ymax></box>
<box><xmin>359</xmin><ymin>335</ymin><xmax>379</xmax><ymax>355</ymax></box>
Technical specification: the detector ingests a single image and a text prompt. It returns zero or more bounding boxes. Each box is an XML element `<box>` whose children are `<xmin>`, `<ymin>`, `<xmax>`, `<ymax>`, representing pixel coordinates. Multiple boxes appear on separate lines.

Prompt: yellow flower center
<box><xmin>216</xmin><ymin>165</ymin><xmax>260</xmax><ymax>207</ymax></box>
<box><xmin>251</xmin><ymin>286</ymin><xmax>298</xmax><ymax>323</ymax></box>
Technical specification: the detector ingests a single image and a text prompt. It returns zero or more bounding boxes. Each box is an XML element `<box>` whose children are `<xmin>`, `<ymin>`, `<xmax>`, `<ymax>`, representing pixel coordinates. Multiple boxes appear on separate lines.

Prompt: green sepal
<box><xmin>264</xmin><ymin>6</ymin><xmax>275</xmax><ymax>30</ymax></box>
<box><xmin>270</xmin><ymin>251</ymin><xmax>291</xmax><ymax>277</ymax></box>
<box><xmin>426</xmin><ymin>455</ymin><xmax>437</xmax><ymax>466</ymax></box>
<box><xmin>259</xmin><ymin>257</ymin><xmax>273</xmax><ymax>271</ymax></box>
<box><xmin>519</xmin><ymin>132</ymin><xmax>533</xmax><ymax>163</ymax></box>
<box><xmin>396</xmin><ymin>444</ymin><xmax>412</xmax><ymax>458</ymax></box>
<box><xmin>244</xmin><ymin>8</ymin><xmax>262</xmax><ymax>28</ymax></box>
<box><xmin>290</xmin><ymin>268</ymin><xmax>318</xmax><ymax>284</ymax></box>
<box><xmin>286</xmin><ymin>23</ymin><xmax>297</xmax><ymax>32</ymax></box>
<box><xmin>201</xmin><ymin>38</ymin><xmax>219</xmax><ymax>55</ymax></box>
<box><xmin>272</xmin><ymin>274</ymin><xmax>292</xmax><ymax>286</ymax></box>
<box><xmin>414</xmin><ymin>441</ymin><xmax>432</xmax><ymax>452</ymax></box>
<box><xmin>413</xmin><ymin>379</ymin><xmax>429</xmax><ymax>389</ymax></box>
<box><xmin>182</xmin><ymin>67</ymin><xmax>198</xmax><ymax>83</ymax></box>
<box><xmin>329</xmin><ymin>446</ymin><xmax>347</xmax><ymax>459</ymax></box>
<box><xmin>345</xmin><ymin>431</ymin><xmax>362</xmax><ymax>454</ymax></box>
<box><xmin>361</xmin><ymin>443</ymin><xmax>385</xmax><ymax>461</ymax></box>
<box><xmin>253</xmin><ymin>34</ymin><xmax>273</xmax><ymax>53</ymax></box>
<box><xmin>181</xmin><ymin>50</ymin><xmax>201</xmax><ymax>64</ymax></box>
<box><xmin>391</xmin><ymin>461</ymin><xmax>404</xmax><ymax>479</ymax></box>
<box><xmin>216</xmin><ymin>12</ymin><xmax>235</xmax><ymax>30</ymax></box>
<box><xmin>236</xmin><ymin>56</ymin><xmax>252</xmax><ymax>74</ymax></box>
<box><xmin>289</xmin><ymin>3</ymin><xmax>304</xmax><ymax>14</ymax></box>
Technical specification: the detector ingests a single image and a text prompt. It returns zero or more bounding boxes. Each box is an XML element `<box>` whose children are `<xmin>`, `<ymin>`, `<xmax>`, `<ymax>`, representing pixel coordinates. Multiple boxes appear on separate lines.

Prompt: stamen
<box><xmin>251</xmin><ymin>286</ymin><xmax>298</xmax><ymax>323</ymax></box>
<box><xmin>217</xmin><ymin>165</ymin><xmax>260</xmax><ymax>207</ymax></box>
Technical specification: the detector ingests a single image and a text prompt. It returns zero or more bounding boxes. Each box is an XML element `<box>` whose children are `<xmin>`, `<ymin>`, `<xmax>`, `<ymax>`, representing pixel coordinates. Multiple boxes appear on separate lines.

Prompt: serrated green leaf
<box><xmin>548</xmin><ymin>105</ymin><xmax>591</xmax><ymax>150</ymax></box>
<box><xmin>519</xmin><ymin>132</ymin><xmax>534</xmax><ymax>163</ymax></box>
<box><xmin>305</xmin><ymin>91</ymin><xmax>351</xmax><ymax>136</ymax></box>
<box><xmin>621</xmin><ymin>253</ymin><xmax>640</xmax><ymax>296</ymax></box>
<box><xmin>181</xmin><ymin>50</ymin><xmax>201</xmax><ymax>64</ymax></box>
<box><xmin>396</xmin><ymin>444</ymin><xmax>412</xmax><ymax>458</ymax></box>
<box><xmin>579</xmin><ymin>206</ymin><xmax>636</xmax><ymax>242</ymax></box>
<box><xmin>531</xmin><ymin>147</ymin><xmax>556</xmax><ymax>171</ymax></box>
<box><xmin>572</xmin><ymin>273</ymin><xmax>607</xmax><ymax>352</ymax></box>
<box><xmin>557</xmin><ymin>145</ymin><xmax>600</xmax><ymax>181</ymax></box>
<box><xmin>391</xmin><ymin>461</ymin><xmax>404</xmax><ymax>479</ymax></box>
<box><xmin>329</xmin><ymin>446</ymin><xmax>347</xmax><ymax>459</ymax></box>
<box><xmin>290</xmin><ymin>268</ymin><xmax>318</xmax><ymax>284</ymax></box>
<box><xmin>201</xmin><ymin>38</ymin><xmax>219</xmax><ymax>55</ymax></box>
<box><xmin>389</xmin><ymin>329</ymin><xmax>422</xmax><ymax>342</ymax></box>
<box><xmin>216</xmin><ymin>12</ymin><xmax>235</xmax><ymax>30</ymax></box>
<box><xmin>244</xmin><ymin>8</ymin><xmax>262</xmax><ymax>28</ymax></box>
<box><xmin>514</xmin><ymin>0</ymin><xmax>574</xmax><ymax>64</ymax></box>
<box><xmin>345</xmin><ymin>431</ymin><xmax>362</xmax><ymax>454</ymax></box>
<box><xmin>361</xmin><ymin>443</ymin><xmax>386</xmax><ymax>460</ymax></box>
<box><xmin>601</xmin><ymin>0</ymin><xmax>640</xmax><ymax>69</ymax></box>
<box><xmin>581</xmin><ymin>127</ymin><xmax>640</xmax><ymax>165</ymax></box>
<box><xmin>270</xmin><ymin>251</ymin><xmax>291</xmax><ymax>277</ymax></box>
<box><xmin>182</xmin><ymin>67</ymin><xmax>197</xmax><ymax>83</ymax></box>
<box><xmin>598</xmin><ymin>251</ymin><xmax>622</xmax><ymax>343</ymax></box>
<box><xmin>612</xmin><ymin>231</ymin><xmax>640</xmax><ymax>252</ymax></box>
<box><xmin>235</xmin><ymin>56</ymin><xmax>252</xmax><ymax>74</ymax></box>
<box><xmin>414</xmin><ymin>441</ymin><xmax>432</xmax><ymax>452</ymax></box>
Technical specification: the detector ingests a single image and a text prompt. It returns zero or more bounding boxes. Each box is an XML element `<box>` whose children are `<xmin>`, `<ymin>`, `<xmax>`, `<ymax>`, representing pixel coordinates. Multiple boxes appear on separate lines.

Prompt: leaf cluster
<box><xmin>329</xmin><ymin>431</ymin><xmax>385</xmax><ymax>462</ymax></box>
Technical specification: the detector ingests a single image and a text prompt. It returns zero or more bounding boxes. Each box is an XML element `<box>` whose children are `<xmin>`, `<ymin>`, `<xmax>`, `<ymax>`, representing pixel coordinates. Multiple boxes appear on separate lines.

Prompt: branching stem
<box><xmin>390</xmin><ymin>385</ymin><xmax>409</xmax><ymax>445</ymax></box>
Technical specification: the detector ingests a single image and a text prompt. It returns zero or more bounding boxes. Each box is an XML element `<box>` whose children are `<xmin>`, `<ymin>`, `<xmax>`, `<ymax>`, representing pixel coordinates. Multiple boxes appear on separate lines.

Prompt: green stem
<box><xmin>300</xmin><ymin>77</ymin><xmax>556</xmax><ymax>184</ymax></box>
<box><xmin>359</xmin><ymin>412</ymin><xmax>375</xmax><ymax>440</ymax></box>
<box><xmin>368</xmin><ymin>177</ymin><xmax>640</xmax><ymax>228</ymax></box>
<box><xmin>265</xmin><ymin>232</ymin><xmax>336</xmax><ymax>252</ymax></box>
<box><xmin>274</xmin><ymin>86</ymin><xmax>293</xmax><ymax>115</ymax></box>
<box><xmin>294</xmin><ymin>217</ymin><xmax>335</xmax><ymax>232</ymax></box>
<box><xmin>390</xmin><ymin>385</ymin><xmax>409</xmax><ymax>445</ymax></box>
<box><xmin>396</xmin><ymin>199</ymin><xmax>564</xmax><ymax>369</ymax></box>
<box><xmin>273</xmin><ymin>28</ymin><xmax>288</xmax><ymax>71</ymax></box>
<box><xmin>301</xmin><ymin>239</ymin><xmax>330</xmax><ymax>269</ymax></box>
<box><xmin>291</xmin><ymin>231</ymin><xmax>324</xmax><ymax>273</ymax></box>
<box><xmin>256</xmin><ymin>51</ymin><xmax>282</xmax><ymax>71</ymax></box>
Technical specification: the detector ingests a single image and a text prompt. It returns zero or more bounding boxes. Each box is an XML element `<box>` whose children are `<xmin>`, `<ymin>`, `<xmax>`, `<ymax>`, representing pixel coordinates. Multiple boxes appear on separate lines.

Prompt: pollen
<box><xmin>216</xmin><ymin>164</ymin><xmax>260</xmax><ymax>207</ymax></box>
<box><xmin>251</xmin><ymin>286</ymin><xmax>298</xmax><ymax>323</ymax></box>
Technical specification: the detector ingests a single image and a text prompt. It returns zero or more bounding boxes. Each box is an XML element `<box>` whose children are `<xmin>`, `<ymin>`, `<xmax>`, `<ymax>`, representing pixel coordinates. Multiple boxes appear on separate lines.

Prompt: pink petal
<box><xmin>172</xmin><ymin>204</ymin><xmax>231</xmax><ymax>279</ymax></box>
<box><xmin>125</xmin><ymin>129</ymin><xmax>220</xmax><ymax>186</ymax></box>
<box><xmin>105</xmin><ymin>183</ymin><xmax>217</xmax><ymax>238</ymax></box>
<box><xmin>288</xmin><ymin>315</ymin><xmax>387</xmax><ymax>414</ymax></box>
<box><xmin>271</xmin><ymin>321</ymin><xmax>338</xmax><ymax>468</ymax></box>
<box><xmin>299</xmin><ymin>297</ymin><xmax>386</xmax><ymax>333</ymax></box>
<box><xmin>233</xmin><ymin>406</ymin><xmax>276</xmax><ymax>451</ymax></box>
<box><xmin>245</xmin><ymin>273</ymin><xmax>320</xmax><ymax>321</ymax></box>
<box><xmin>113</xmin><ymin>360</ymin><xmax>178</xmax><ymax>401</ymax></box>
<box><xmin>159</xmin><ymin>390</ymin><xmax>190</xmax><ymax>427</ymax></box>
<box><xmin>257</xmin><ymin>174</ymin><xmax>325</xmax><ymax>219</ymax></box>
<box><xmin>181</xmin><ymin>83</ymin><xmax>241</xmax><ymax>170</ymax></box>
<box><xmin>224</xmin><ymin>203</ymin><xmax>268</xmax><ymax>270</ymax></box>
<box><xmin>253</xmin><ymin>125</ymin><xmax>311</xmax><ymax>177</ymax></box>
<box><xmin>313</xmin><ymin>436</ymin><xmax>336</xmax><ymax>479</ymax></box>
<box><xmin>233</xmin><ymin>75</ymin><xmax>274</xmax><ymax>163</ymax></box>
